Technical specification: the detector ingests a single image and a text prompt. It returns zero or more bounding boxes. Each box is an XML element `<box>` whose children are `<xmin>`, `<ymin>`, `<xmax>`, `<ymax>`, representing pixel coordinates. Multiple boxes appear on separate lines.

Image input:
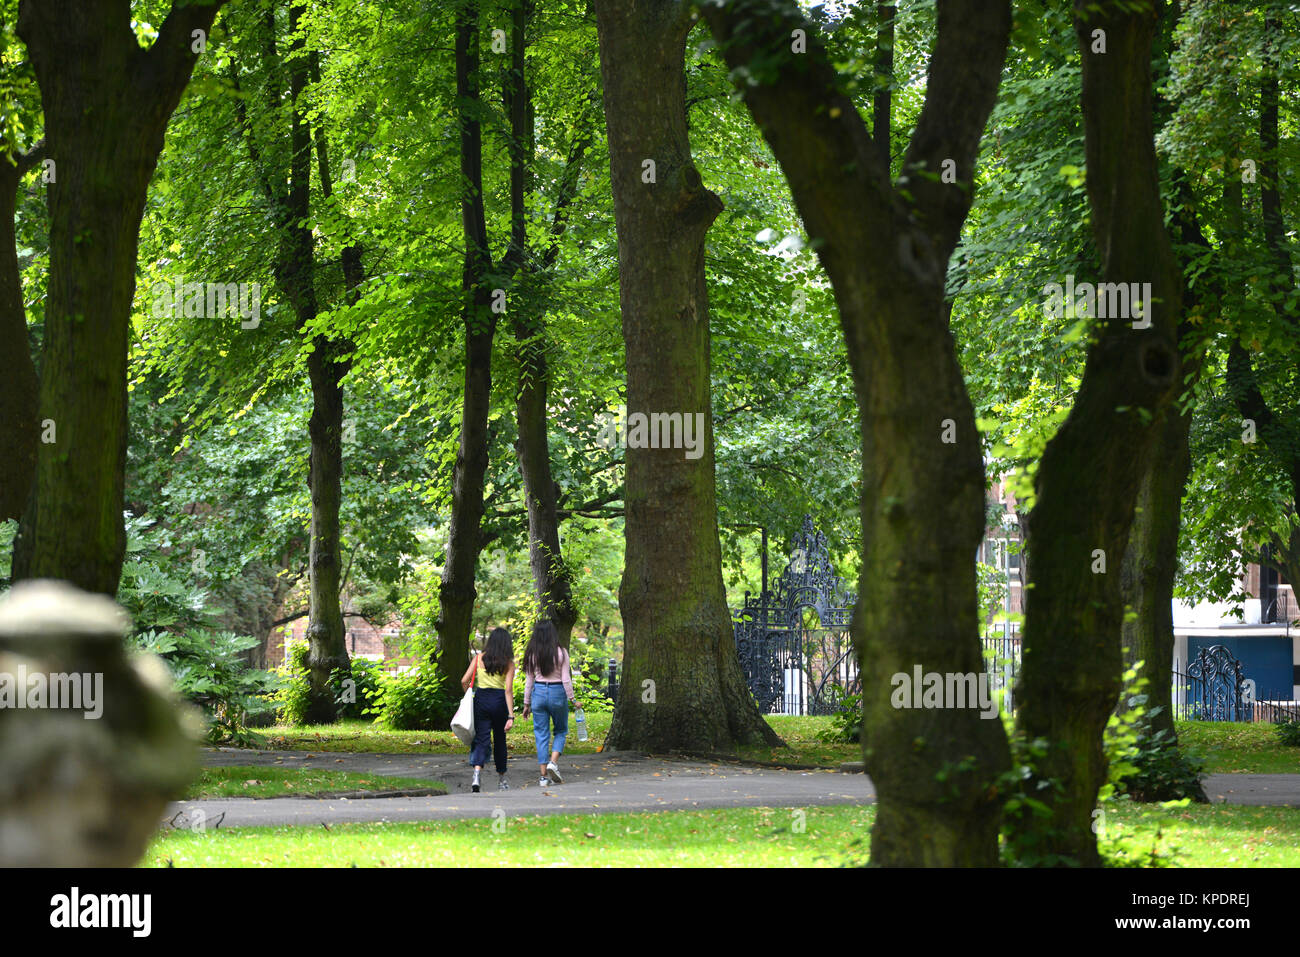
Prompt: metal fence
<box><xmin>977</xmin><ymin>639</ymin><xmax>1300</xmax><ymax>724</ymax></box>
<box><xmin>981</xmin><ymin>633</ymin><xmax>1021</xmax><ymax>714</ymax></box>
<box><xmin>1170</xmin><ymin>665</ymin><xmax>1300</xmax><ymax>723</ymax></box>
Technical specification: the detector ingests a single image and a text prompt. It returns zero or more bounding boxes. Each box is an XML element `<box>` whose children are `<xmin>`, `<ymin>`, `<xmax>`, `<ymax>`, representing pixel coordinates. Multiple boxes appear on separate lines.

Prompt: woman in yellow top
<box><xmin>460</xmin><ymin>627</ymin><xmax>516</xmax><ymax>792</ymax></box>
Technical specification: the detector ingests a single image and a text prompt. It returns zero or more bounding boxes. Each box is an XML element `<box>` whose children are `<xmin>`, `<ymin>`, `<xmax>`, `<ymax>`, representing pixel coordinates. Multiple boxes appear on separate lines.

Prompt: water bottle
<box><xmin>575</xmin><ymin>707</ymin><xmax>588</xmax><ymax>742</ymax></box>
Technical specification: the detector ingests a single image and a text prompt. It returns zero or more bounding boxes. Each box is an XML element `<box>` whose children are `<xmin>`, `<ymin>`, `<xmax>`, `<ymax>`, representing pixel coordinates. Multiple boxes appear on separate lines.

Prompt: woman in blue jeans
<box><xmin>460</xmin><ymin>627</ymin><xmax>515</xmax><ymax>792</ymax></box>
<box><xmin>521</xmin><ymin>619</ymin><xmax>576</xmax><ymax>787</ymax></box>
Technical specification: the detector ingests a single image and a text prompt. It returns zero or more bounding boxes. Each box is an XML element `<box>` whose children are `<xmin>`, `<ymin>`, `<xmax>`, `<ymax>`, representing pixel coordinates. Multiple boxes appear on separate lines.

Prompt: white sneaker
<box><xmin>538</xmin><ymin>777</ymin><xmax>549</xmax><ymax>787</ymax></box>
<box><xmin>545</xmin><ymin>761</ymin><xmax>563</xmax><ymax>784</ymax></box>
<box><xmin>498</xmin><ymin>774</ymin><xmax>510</xmax><ymax>791</ymax></box>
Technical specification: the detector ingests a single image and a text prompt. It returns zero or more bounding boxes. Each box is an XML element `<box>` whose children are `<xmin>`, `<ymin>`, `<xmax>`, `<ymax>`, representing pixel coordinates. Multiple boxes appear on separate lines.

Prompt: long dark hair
<box><xmin>481</xmin><ymin>627</ymin><xmax>513</xmax><ymax>676</ymax></box>
<box><xmin>523</xmin><ymin>619</ymin><xmax>561</xmax><ymax>676</ymax></box>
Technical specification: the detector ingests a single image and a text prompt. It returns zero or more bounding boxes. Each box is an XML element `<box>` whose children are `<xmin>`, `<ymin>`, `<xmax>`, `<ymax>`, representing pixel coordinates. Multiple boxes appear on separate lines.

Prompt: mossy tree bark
<box><xmin>505</xmin><ymin>0</ymin><xmax>585</xmax><ymax>647</ymax></box>
<box><xmin>1118</xmin><ymin>181</ymin><xmax>1214</xmax><ymax>778</ymax></box>
<box><xmin>701</xmin><ymin>0</ymin><xmax>1012</xmax><ymax>865</ymax></box>
<box><xmin>1011</xmin><ymin>0</ymin><xmax>1183</xmax><ymax>866</ymax></box>
<box><xmin>12</xmin><ymin>0</ymin><xmax>228</xmax><ymax>594</ymax></box>
<box><xmin>435</xmin><ymin>1</ymin><xmax>498</xmax><ymax>697</ymax></box>
<box><xmin>232</xmin><ymin>3</ymin><xmax>354</xmax><ymax>722</ymax></box>
<box><xmin>1119</xmin><ymin>395</ymin><xmax>1192</xmax><ymax>742</ymax></box>
<box><xmin>594</xmin><ymin>0</ymin><xmax>781</xmax><ymax>754</ymax></box>
<box><xmin>0</xmin><ymin>144</ymin><xmax>42</xmax><ymax>523</ymax></box>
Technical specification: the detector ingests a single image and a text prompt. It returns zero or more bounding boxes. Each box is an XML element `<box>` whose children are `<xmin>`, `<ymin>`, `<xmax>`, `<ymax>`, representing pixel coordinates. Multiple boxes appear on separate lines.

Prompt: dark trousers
<box><xmin>469</xmin><ymin>687</ymin><xmax>509</xmax><ymax>773</ymax></box>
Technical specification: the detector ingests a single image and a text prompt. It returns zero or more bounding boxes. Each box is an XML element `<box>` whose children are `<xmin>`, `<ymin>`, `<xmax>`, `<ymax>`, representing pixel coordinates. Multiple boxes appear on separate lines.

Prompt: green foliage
<box><xmin>369</xmin><ymin>664</ymin><xmax>459</xmax><ymax>731</ymax></box>
<box><xmin>567</xmin><ymin>641</ymin><xmax>615</xmax><ymax>715</ymax></box>
<box><xmin>817</xmin><ymin>693</ymin><xmax>862</xmax><ymax>744</ymax></box>
<box><xmin>117</xmin><ymin>516</ymin><xmax>211</xmax><ymax>634</ymax></box>
<box><xmin>271</xmin><ymin>642</ymin><xmax>314</xmax><ymax>728</ymax></box>
<box><xmin>338</xmin><ymin>657</ymin><xmax>384</xmax><ymax>721</ymax></box>
<box><xmin>1113</xmin><ymin>722</ymin><xmax>1207</xmax><ymax>804</ymax></box>
<box><xmin>273</xmin><ymin>642</ymin><xmax>383</xmax><ymax>726</ymax></box>
<box><xmin>1104</xmin><ymin>661</ymin><xmax>1205</xmax><ymax>804</ymax></box>
<box><xmin>115</xmin><ymin>517</ymin><xmax>277</xmax><ymax>745</ymax></box>
<box><xmin>999</xmin><ymin>662</ymin><xmax>1196</xmax><ymax>867</ymax></box>
<box><xmin>133</xmin><ymin>627</ymin><xmax>279</xmax><ymax>747</ymax></box>
<box><xmin>1274</xmin><ymin>719</ymin><xmax>1300</xmax><ymax>747</ymax></box>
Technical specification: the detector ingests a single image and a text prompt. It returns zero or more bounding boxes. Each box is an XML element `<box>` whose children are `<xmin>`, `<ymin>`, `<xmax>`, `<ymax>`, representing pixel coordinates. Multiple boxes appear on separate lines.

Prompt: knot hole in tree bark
<box><xmin>1137</xmin><ymin>339</ymin><xmax>1176</xmax><ymax>388</ymax></box>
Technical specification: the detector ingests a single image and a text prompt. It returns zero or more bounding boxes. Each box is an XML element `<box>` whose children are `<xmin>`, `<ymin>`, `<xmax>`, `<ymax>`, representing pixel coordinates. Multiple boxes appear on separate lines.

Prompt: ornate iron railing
<box><xmin>731</xmin><ymin>516</ymin><xmax>859</xmax><ymax>715</ymax></box>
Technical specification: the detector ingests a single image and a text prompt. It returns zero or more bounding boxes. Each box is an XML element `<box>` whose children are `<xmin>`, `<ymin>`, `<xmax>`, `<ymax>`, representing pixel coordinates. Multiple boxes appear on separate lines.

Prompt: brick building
<box><xmin>265</xmin><ymin>614</ymin><xmax>417</xmax><ymax>672</ymax></box>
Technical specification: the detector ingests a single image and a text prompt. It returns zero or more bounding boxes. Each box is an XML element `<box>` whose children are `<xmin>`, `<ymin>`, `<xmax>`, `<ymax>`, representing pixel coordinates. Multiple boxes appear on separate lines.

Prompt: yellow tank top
<box><xmin>476</xmin><ymin>655</ymin><xmax>509</xmax><ymax>690</ymax></box>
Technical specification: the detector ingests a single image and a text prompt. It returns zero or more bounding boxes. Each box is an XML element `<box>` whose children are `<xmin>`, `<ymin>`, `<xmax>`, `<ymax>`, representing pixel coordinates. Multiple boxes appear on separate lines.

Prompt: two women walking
<box><xmin>459</xmin><ymin>619</ymin><xmax>579</xmax><ymax>791</ymax></box>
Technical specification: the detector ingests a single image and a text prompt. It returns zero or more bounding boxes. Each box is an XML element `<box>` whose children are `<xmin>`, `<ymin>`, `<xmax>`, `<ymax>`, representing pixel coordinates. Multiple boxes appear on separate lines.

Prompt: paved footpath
<box><xmin>1202</xmin><ymin>773</ymin><xmax>1300</xmax><ymax>806</ymax></box>
<box><xmin>166</xmin><ymin>748</ymin><xmax>873</xmax><ymax>828</ymax></box>
<box><xmin>164</xmin><ymin>749</ymin><xmax>1300</xmax><ymax>829</ymax></box>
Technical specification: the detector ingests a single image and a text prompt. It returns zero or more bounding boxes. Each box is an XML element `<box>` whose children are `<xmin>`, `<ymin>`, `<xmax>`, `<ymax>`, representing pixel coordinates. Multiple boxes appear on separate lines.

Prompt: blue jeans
<box><xmin>531</xmin><ymin>683</ymin><xmax>569</xmax><ymax>764</ymax></box>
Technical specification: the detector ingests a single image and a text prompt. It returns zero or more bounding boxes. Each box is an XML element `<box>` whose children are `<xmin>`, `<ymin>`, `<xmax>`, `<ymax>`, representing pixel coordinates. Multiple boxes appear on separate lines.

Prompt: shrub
<box><xmin>272</xmin><ymin>642</ymin><xmax>313</xmax><ymax>726</ymax></box>
<box><xmin>117</xmin><ymin>516</ymin><xmax>211</xmax><ymax>633</ymax></box>
<box><xmin>1000</xmin><ymin>662</ymin><xmax>1193</xmax><ymax>868</ymax></box>
<box><xmin>273</xmin><ymin>643</ymin><xmax>383</xmax><ymax>726</ymax></box>
<box><xmin>133</xmin><ymin>628</ymin><xmax>279</xmax><ymax>747</ymax></box>
<box><xmin>1113</xmin><ymin>722</ymin><xmax>1205</xmax><ymax>803</ymax></box>
<box><xmin>818</xmin><ymin>693</ymin><xmax>862</xmax><ymax>743</ymax></box>
<box><xmin>1274</xmin><ymin>718</ymin><xmax>1300</xmax><ymax>747</ymax></box>
<box><xmin>370</xmin><ymin>663</ymin><xmax>459</xmax><ymax>730</ymax></box>
<box><xmin>568</xmin><ymin>643</ymin><xmax>615</xmax><ymax>715</ymax></box>
<box><xmin>339</xmin><ymin>657</ymin><xmax>384</xmax><ymax>720</ymax></box>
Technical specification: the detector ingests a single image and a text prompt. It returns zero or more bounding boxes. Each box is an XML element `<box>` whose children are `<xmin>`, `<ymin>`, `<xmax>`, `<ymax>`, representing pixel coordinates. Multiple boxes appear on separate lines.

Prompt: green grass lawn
<box><xmin>1176</xmin><ymin>720</ymin><xmax>1300</xmax><ymax>774</ymax></box>
<box><xmin>1103</xmin><ymin>802</ymin><xmax>1300</xmax><ymax>867</ymax></box>
<box><xmin>261</xmin><ymin>714</ymin><xmax>610</xmax><ymax>756</ymax></box>
<box><xmin>143</xmin><ymin>802</ymin><xmax>1300</xmax><ymax>867</ymax></box>
<box><xmin>144</xmin><ymin>805</ymin><xmax>869</xmax><ymax>867</ymax></box>
<box><xmin>742</xmin><ymin>716</ymin><xmax>858</xmax><ymax>766</ymax></box>
<box><xmin>258</xmin><ymin>712</ymin><xmax>861</xmax><ymax>765</ymax></box>
<box><xmin>185</xmin><ymin>766</ymin><xmax>445</xmax><ymax>800</ymax></box>
<box><xmin>251</xmin><ymin>715</ymin><xmax>1300</xmax><ymax>776</ymax></box>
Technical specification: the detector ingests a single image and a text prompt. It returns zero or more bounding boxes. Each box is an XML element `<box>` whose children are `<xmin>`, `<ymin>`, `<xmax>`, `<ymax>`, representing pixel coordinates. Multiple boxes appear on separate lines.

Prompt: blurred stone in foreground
<box><xmin>0</xmin><ymin>580</ymin><xmax>199</xmax><ymax>866</ymax></box>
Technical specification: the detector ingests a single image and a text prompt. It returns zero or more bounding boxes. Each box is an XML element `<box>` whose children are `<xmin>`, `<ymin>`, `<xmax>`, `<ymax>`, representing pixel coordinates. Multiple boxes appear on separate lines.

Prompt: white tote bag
<box><xmin>450</xmin><ymin>655</ymin><xmax>478</xmax><ymax>746</ymax></box>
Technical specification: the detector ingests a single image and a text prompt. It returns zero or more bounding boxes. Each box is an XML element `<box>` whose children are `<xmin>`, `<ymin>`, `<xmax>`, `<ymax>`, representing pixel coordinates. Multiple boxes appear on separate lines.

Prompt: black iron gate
<box><xmin>731</xmin><ymin>516</ymin><xmax>859</xmax><ymax>715</ymax></box>
<box><xmin>1181</xmin><ymin>644</ymin><xmax>1249</xmax><ymax>722</ymax></box>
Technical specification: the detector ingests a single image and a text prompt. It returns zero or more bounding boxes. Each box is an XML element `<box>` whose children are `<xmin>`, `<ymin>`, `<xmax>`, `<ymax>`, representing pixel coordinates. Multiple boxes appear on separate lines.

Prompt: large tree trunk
<box><xmin>702</xmin><ymin>0</ymin><xmax>1012</xmax><ymax>865</ymax></box>
<box><xmin>595</xmin><ymin>0</ymin><xmax>780</xmax><ymax>754</ymax></box>
<box><xmin>436</xmin><ymin>324</ymin><xmax>494</xmax><ymax>693</ymax></box>
<box><xmin>303</xmin><ymin>337</ymin><xmax>351</xmax><ymax>722</ymax></box>
<box><xmin>435</xmin><ymin>3</ymin><xmax>497</xmax><ymax>697</ymax></box>
<box><xmin>1011</xmin><ymin>0</ymin><xmax>1183</xmax><ymax>866</ymax></box>
<box><xmin>1118</xmin><ymin>175</ymin><xmax>1215</xmax><ymax>780</ymax></box>
<box><xmin>12</xmin><ymin>1</ymin><xmax>227</xmax><ymax>594</ymax></box>
<box><xmin>1119</xmin><ymin>397</ymin><xmax>1191</xmax><ymax>741</ymax></box>
<box><xmin>229</xmin><ymin>3</ymin><xmax>356</xmax><ymax>722</ymax></box>
<box><xmin>0</xmin><ymin>149</ymin><xmax>41</xmax><ymax>523</ymax></box>
<box><xmin>276</xmin><ymin>2</ymin><xmax>350</xmax><ymax>723</ymax></box>
<box><xmin>505</xmin><ymin>0</ymin><xmax>581</xmax><ymax>647</ymax></box>
<box><xmin>514</xmin><ymin>329</ymin><xmax>578</xmax><ymax>645</ymax></box>
<box><xmin>300</xmin><ymin>52</ymin><xmax>366</xmax><ymax>722</ymax></box>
